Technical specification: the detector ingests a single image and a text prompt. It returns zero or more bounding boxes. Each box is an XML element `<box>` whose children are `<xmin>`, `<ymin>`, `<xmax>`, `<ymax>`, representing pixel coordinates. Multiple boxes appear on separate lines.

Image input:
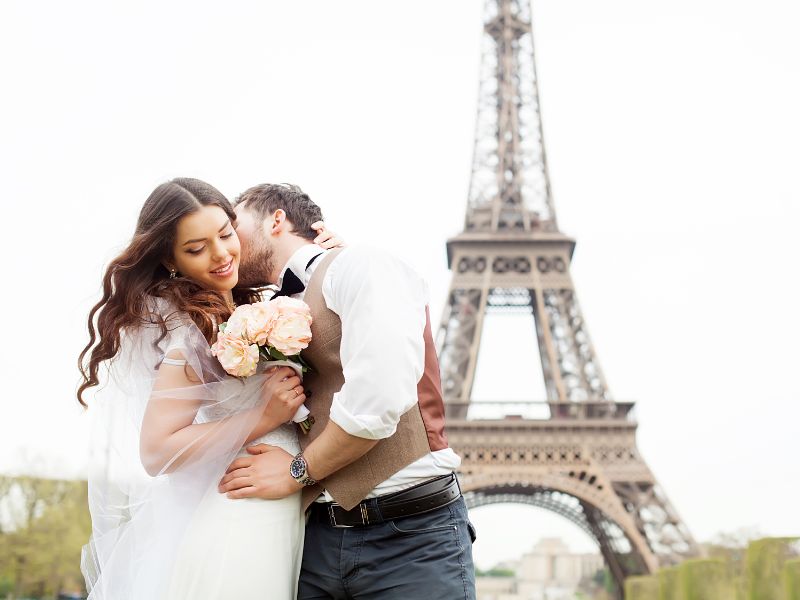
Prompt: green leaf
<box><xmin>268</xmin><ymin>346</ymin><xmax>289</xmax><ymax>361</ymax></box>
<box><xmin>296</xmin><ymin>353</ymin><xmax>313</xmax><ymax>373</ymax></box>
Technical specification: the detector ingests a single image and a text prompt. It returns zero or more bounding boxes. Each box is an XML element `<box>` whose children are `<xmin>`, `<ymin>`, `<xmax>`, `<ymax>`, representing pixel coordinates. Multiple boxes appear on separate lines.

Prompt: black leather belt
<box><xmin>310</xmin><ymin>473</ymin><xmax>461</xmax><ymax>528</ymax></box>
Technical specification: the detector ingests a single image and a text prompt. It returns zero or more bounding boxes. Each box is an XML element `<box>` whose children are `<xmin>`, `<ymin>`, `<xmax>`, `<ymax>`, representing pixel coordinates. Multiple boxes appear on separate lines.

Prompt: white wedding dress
<box><xmin>83</xmin><ymin>302</ymin><xmax>305</xmax><ymax>600</ymax></box>
<box><xmin>165</xmin><ymin>424</ymin><xmax>304</xmax><ymax>600</ymax></box>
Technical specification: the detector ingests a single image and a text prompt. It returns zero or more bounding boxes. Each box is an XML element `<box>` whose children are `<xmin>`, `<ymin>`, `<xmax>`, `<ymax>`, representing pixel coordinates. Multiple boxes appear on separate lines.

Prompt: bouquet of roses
<box><xmin>210</xmin><ymin>296</ymin><xmax>315</xmax><ymax>433</ymax></box>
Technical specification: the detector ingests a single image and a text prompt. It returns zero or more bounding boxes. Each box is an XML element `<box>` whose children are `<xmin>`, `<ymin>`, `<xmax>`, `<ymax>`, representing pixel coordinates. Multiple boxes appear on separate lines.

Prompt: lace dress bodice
<box><xmin>248</xmin><ymin>424</ymin><xmax>301</xmax><ymax>456</ymax></box>
<box><xmin>190</xmin><ymin>366</ymin><xmax>300</xmax><ymax>457</ymax></box>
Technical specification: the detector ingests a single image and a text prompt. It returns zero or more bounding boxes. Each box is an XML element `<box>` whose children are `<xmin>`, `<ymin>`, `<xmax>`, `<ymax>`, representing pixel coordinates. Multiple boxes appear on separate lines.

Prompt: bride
<box><xmin>77</xmin><ymin>178</ymin><xmax>340</xmax><ymax>599</ymax></box>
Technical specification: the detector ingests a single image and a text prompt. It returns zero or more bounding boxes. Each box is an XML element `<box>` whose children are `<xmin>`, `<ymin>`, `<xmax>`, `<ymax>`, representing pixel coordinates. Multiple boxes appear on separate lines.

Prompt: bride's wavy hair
<box><xmin>78</xmin><ymin>177</ymin><xmax>248</xmax><ymax>407</ymax></box>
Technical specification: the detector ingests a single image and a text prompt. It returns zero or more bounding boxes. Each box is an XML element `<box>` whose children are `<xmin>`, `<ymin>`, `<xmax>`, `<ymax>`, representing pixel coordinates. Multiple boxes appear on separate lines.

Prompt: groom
<box><xmin>219</xmin><ymin>183</ymin><xmax>476</xmax><ymax>599</ymax></box>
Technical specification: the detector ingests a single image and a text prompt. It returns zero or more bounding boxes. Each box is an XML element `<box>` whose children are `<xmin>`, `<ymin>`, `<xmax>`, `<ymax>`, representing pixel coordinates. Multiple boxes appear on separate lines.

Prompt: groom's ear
<box><xmin>268</xmin><ymin>209</ymin><xmax>288</xmax><ymax>236</ymax></box>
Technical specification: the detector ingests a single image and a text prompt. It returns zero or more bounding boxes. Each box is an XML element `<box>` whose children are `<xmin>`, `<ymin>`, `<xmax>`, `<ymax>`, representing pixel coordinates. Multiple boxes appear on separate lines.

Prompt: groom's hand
<box><xmin>218</xmin><ymin>444</ymin><xmax>302</xmax><ymax>500</ymax></box>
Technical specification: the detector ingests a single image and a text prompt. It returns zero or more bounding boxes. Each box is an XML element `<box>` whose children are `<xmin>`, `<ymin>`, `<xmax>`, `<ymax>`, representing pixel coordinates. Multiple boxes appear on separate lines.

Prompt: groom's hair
<box><xmin>235</xmin><ymin>183</ymin><xmax>323</xmax><ymax>241</ymax></box>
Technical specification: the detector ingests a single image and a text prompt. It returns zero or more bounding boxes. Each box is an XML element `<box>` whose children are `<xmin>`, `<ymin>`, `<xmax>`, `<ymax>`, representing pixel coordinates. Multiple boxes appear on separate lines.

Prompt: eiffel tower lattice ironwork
<box><xmin>436</xmin><ymin>1</ymin><xmax>698</xmax><ymax>595</ymax></box>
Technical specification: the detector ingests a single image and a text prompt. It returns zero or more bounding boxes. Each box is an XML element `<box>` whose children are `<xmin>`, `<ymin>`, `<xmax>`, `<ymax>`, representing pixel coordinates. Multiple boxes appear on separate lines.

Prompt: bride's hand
<box><xmin>257</xmin><ymin>367</ymin><xmax>306</xmax><ymax>434</ymax></box>
<box><xmin>311</xmin><ymin>221</ymin><xmax>345</xmax><ymax>249</ymax></box>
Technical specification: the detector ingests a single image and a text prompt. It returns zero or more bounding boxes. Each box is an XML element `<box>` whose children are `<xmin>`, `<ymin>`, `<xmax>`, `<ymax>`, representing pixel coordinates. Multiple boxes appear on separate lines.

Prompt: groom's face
<box><xmin>233</xmin><ymin>205</ymin><xmax>277</xmax><ymax>286</ymax></box>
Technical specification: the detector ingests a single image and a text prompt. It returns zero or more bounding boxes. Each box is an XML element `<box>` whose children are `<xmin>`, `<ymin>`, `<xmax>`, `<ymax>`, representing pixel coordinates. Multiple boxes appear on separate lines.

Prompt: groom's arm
<box><xmin>303</xmin><ymin>421</ymin><xmax>377</xmax><ymax>480</ymax></box>
<box><xmin>321</xmin><ymin>245</ymin><xmax>428</xmax><ymax>432</ymax></box>
<box><xmin>305</xmin><ymin>245</ymin><xmax>429</xmax><ymax>478</ymax></box>
<box><xmin>220</xmin><ymin>420</ymin><xmax>375</xmax><ymax>500</ymax></box>
<box><xmin>219</xmin><ymin>246</ymin><xmax>428</xmax><ymax>499</ymax></box>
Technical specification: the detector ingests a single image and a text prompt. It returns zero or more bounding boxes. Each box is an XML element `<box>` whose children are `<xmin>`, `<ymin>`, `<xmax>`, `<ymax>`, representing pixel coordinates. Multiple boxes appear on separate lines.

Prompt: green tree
<box><xmin>0</xmin><ymin>476</ymin><xmax>90</xmax><ymax>599</ymax></box>
<box><xmin>658</xmin><ymin>566</ymin><xmax>680</xmax><ymax>600</ymax></box>
<box><xmin>475</xmin><ymin>566</ymin><xmax>515</xmax><ymax>577</ymax></box>
<box><xmin>746</xmin><ymin>537</ymin><xmax>799</xmax><ymax>600</ymax></box>
<box><xmin>625</xmin><ymin>575</ymin><xmax>660</xmax><ymax>600</ymax></box>
<box><xmin>679</xmin><ymin>559</ymin><xmax>734</xmax><ymax>600</ymax></box>
<box><xmin>783</xmin><ymin>558</ymin><xmax>800</xmax><ymax>600</ymax></box>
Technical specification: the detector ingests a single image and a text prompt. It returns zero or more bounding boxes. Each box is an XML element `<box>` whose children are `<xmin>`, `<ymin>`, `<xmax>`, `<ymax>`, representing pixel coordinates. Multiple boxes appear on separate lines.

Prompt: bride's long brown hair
<box><xmin>77</xmin><ymin>178</ymin><xmax>255</xmax><ymax>407</ymax></box>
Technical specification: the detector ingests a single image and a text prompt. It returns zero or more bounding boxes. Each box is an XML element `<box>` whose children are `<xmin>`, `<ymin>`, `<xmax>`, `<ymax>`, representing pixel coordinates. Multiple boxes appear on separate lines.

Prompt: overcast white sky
<box><xmin>1</xmin><ymin>0</ymin><xmax>798</xmax><ymax>569</ymax></box>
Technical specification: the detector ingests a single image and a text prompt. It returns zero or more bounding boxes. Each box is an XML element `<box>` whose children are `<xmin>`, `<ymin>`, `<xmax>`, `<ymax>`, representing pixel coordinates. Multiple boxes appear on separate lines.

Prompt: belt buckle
<box><xmin>328</xmin><ymin>502</ymin><xmax>370</xmax><ymax>528</ymax></box>
<box><xmin>328</xmin><ymin>503</ymin><xmax>354</xmax><ymax>528</ymax></box>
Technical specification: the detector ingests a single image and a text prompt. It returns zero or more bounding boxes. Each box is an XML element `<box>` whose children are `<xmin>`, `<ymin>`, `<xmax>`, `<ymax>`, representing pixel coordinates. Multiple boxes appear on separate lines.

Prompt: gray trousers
<box><xmin>297</xmin><ymin>496</ymin><xmax>477</xmax><ymax>600</ymax></box>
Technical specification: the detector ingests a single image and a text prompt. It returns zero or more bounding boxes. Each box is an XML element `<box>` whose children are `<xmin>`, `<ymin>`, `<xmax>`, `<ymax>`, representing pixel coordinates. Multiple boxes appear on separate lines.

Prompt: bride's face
<box><xmin>169</xmin><ymin>205</ymin><xmax>241</xmax><ymax>291</ymax></box>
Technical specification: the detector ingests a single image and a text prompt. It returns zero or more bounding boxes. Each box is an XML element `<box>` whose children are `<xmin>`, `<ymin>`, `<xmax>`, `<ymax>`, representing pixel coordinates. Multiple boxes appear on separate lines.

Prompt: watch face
<box><xmin>290</xmin><ymin>457</ymin><xmax>305</xmax><ymax>479</ymax></box>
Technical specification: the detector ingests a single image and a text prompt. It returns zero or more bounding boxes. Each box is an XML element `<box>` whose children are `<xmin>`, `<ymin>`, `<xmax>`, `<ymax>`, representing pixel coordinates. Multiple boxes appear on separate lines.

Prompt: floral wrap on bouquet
<box><xmin>211</xmin><ymin>296</ymin><xmax>315</xmax><ymax>433</ymax></box>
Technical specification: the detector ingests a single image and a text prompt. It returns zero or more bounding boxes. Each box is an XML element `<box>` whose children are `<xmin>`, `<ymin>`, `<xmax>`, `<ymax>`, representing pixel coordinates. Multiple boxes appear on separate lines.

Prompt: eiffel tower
<box><xmin>436</xmin><ymin>1</ymin><xmax>698</xmax><ymax>596</ymax></box>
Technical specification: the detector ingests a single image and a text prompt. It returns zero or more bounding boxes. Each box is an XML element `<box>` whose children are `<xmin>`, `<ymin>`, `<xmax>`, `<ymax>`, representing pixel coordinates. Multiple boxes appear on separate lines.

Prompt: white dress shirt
<box><xmin>276</xmin><ymin>244</ymin><xmax>461</xmax><ymax>498</ymax></box>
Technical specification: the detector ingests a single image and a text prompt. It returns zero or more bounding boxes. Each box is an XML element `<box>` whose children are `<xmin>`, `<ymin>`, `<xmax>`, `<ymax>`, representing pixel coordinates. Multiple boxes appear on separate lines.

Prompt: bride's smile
<box><xmin>209</xmin><ymin>258</ymin><xmax>234</xmax><ymax>277</ymax></box>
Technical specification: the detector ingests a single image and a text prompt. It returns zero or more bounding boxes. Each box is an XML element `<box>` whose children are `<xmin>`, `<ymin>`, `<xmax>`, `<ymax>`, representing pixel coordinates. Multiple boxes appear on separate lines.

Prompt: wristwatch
<box><xmin>289</xmin><ymin>452</ymin><xmax>317</xmax><ymax>487</ymax></box>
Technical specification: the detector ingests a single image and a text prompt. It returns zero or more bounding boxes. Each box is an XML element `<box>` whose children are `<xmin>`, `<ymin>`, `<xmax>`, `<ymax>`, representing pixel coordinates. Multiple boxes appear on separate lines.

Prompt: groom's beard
<box><xmin>237</xmin><ymin>240</ymin><xmax>276</xmax><ymax>287</ymax></box>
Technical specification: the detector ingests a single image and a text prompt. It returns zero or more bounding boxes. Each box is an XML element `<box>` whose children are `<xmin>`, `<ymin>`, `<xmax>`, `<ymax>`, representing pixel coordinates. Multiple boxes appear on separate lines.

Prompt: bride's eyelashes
<box><xmin>185</xmin><ymin>232</ymin><xmax>236</xmax><ymax>255</ymax></box>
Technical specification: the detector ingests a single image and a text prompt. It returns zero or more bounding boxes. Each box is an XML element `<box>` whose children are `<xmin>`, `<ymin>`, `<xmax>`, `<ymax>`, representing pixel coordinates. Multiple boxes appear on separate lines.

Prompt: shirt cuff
<box><xmin>328</xmin><ymin>394</ymin><xmax>399</xmax><ymax>440</ymax></box>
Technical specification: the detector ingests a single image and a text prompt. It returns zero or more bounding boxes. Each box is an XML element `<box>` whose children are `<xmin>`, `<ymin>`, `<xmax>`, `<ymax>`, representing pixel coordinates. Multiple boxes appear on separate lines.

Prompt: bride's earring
<box><xmin>169</xmin><ymin>269</ymin><xmax>178</xmax><ymax>279</ymax></box>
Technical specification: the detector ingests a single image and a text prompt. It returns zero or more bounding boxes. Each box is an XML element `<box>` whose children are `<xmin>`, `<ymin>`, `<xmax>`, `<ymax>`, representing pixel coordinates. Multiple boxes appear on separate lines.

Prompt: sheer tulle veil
<box><xmin>81</xmin><ymin>297</ymin><xmax>271</xmax><ymax>599</ymax></box>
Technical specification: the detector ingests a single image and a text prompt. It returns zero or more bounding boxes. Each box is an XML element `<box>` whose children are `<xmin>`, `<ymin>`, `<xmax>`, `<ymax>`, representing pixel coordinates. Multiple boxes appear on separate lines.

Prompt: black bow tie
<box><xmin>272</xmin><ymin>268</ymin><xmax>305</xmax><ymax>298</ymax></box>
<box><xmin>271</xmin><ymin>252</ymin><xmax>324</xmax><ymax>299</ymax></box>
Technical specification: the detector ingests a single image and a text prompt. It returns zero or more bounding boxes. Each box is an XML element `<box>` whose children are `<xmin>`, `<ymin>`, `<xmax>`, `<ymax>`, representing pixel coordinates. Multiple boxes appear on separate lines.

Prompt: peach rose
<box><xmin>247</xmin><ymin>301</ymin><xmax>277</xmax><ymax>346</ymax></box>
<box><xmin>210</xmin><ymin>332</ymin><xmax>260</xmax><ymax>377</ymax></box>
<box><xmin>223</xmin><ymin>304</ymin><xmax>253</xmax><ymax>339</ymax></box>
<box><xmin>266</xmin><ymin>296</ymin><xmax>313</xmax><ymax>356</ymax></box>
<box><xmin>225</xmin><ymin>302</ymin><xmax>275</xmax><ymax>346</ymax></box>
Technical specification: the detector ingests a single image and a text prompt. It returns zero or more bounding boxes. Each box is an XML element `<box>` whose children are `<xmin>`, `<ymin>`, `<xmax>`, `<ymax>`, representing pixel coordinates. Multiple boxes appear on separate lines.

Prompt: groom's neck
<box><xmin>271</xmin><ymin>236</ymin><xmax>314</xmax><ymax>283</ymax></box>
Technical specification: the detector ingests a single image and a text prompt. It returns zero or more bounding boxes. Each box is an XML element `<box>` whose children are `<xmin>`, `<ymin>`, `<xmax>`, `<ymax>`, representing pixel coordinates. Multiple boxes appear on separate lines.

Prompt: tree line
<box><xmin>626</xmin><ymin>537</ymin><xmax>800</xmax><ymax>600</ymax></box>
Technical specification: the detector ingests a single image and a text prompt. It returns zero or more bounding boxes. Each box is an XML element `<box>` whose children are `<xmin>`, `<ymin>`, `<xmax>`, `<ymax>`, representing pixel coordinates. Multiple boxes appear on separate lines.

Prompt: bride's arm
<box><xmin>139</xmin><ymin>357</ymin><xmax>305</xmax><ymax>476</ymax></box>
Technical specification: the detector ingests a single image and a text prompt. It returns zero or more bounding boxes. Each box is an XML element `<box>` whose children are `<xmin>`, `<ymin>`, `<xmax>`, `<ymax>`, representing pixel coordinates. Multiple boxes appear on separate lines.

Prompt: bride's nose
<box><xmin>209</xmin><ymin>240</ymin><xmax>229</xmax><ymax>262</ymax></box>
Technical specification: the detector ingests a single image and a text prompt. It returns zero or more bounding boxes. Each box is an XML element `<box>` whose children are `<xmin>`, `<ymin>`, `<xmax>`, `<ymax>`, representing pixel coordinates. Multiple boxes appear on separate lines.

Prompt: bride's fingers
<box><xmin>311</xmin><ymin>221</ymin><xmax>345</xmax><ymax>248</ymax></box>
<box><xmin>267</xmin><ymin>366</ymin><xmax>295</xmax><ymax>381</ymax></box>
<box><xmin>281</xmin><ymin>386</ymin><xmax>304</xmax><ymax>400</ymax></box>
<box><xmin>281</xmin><ymin>391</ymin><xmax>307</xmax><ymax>411</ymax></box>
<box><xmin>276</xmin><ymin>376</ymin><xmax>301</xmax><ymax>392</ymax></box>
<box><xmin>314</xmin><ymin>230</ymin><xmax>332</xmax><ymax>244</ymax></box>
<box><xmin>318</xmin><ymin>235</ymin><xmax>344</xmax><ymax>250</ymax></box>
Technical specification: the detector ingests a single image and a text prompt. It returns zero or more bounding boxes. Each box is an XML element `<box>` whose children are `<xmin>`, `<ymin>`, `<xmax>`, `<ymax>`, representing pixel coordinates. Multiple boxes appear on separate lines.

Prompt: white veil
<box><xmin>81</xmin><ymin>298</ymin><xmax>272</xmax><ymax>599</ymax></box>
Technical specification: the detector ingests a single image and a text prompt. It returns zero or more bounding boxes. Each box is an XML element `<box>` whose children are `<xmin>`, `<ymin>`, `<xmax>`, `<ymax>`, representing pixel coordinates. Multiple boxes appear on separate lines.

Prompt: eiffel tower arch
<box><xmin>437</xmin><ymin>1</ymin><xmax>698</xmax><ymax>596</ymax></box>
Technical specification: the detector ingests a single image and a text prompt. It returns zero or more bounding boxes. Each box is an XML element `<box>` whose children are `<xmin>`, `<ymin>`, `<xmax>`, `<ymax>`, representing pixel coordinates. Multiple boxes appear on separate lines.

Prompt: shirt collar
<box><xmin>276</xmin><ymin>244</ymin><xmax>326</xmax><ymax>289</ymax></box>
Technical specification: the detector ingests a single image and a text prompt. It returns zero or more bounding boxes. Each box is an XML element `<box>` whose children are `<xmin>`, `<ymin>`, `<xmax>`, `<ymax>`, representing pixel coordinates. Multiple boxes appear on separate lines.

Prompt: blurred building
<box><xmin>477</xmin><ymin>538</ymin><xmax>603</xmax><ymax>600</ymax></box>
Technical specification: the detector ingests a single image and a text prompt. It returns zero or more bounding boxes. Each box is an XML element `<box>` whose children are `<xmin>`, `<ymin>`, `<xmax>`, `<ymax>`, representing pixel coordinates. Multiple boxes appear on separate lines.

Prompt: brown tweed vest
<box><xmin>299</xmin><ymin>249</ymin><xmax>449</xmax><ymax>511</ymax></box>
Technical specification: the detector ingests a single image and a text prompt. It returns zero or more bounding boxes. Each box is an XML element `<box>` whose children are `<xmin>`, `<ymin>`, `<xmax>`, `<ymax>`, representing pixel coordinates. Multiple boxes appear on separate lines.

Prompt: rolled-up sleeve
<box><xmin>323</xmin><ymin>246</ymin><xmax>427</xmax><ymax>440</ymax></box>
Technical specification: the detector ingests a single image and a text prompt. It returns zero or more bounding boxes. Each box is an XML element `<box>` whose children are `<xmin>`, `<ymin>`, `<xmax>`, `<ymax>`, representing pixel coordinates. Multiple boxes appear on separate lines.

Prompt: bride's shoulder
<box><xmin>120</xmin><ymin>296</ymin><xmax>198</xmax><ymax>350</ymax></box>
<box><xmin>137</xmin><ymin>295</ymin><xmax>194</xmax><ymax>330</ymax></box>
